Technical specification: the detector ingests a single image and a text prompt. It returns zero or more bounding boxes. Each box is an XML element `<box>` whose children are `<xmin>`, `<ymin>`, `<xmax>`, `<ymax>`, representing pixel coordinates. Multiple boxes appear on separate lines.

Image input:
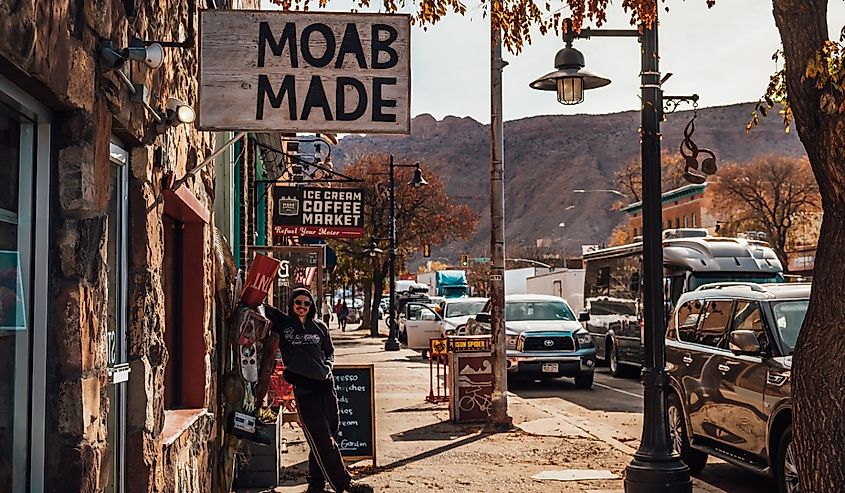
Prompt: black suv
<box><xmin>666</xmin><ymin>282</ymin><xmax>809</xmax><ymax>493</ymax></box>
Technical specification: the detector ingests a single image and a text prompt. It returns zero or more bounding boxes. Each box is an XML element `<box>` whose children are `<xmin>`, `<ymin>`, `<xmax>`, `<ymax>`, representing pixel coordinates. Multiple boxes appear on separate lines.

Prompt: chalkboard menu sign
<box><xmin>333</xmin><ymin>364</ymin><xmax>376</xmax><ymax>464</ymax></box>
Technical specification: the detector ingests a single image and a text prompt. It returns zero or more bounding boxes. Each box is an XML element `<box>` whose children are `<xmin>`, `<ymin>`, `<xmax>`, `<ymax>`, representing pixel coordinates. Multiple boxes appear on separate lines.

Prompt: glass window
<box><xmin>731</xmin><ymin>301</ymin><xmax>769</xmax><ymax>353</ymax></box>
<box><xmin>688</xmin><ymin>273</ymin><xmax>784</xmax><ymax>291</ymax></box>
<box><xmin>697</xmin><ymin>300</ymin><xmax>733</xmax><ymax>348</ymax></box>
<box><xmin>672</xmin><ymin>299</ymin><xmax>704</xmax><ymax>342</ymax></box>
<box><xmin>0</xmin><ymin>102</ymin><xmax>32</xmax><ymax>491</ymax></box>
<box><xmin>505</xmin><ymin>301</ymin><xmax>575</xmax><ymax>321</ymax></box>
<box><xmin>770</xmin><ymin>300</ymin><xmax>808</xmax><ymax>354</ymax></box>
<box><xmin>444</xmin><ymin>301</ymin><xmax>487</xmax><ymax>318</ymax></box>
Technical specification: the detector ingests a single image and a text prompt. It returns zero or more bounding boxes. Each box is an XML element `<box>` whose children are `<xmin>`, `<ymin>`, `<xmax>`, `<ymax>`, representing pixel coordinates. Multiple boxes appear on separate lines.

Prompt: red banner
<box><xmin>241</xmin><ymin>254</ymin><xmax>282</xmax><ymax>306</ymax></box>
<box><xmin>273</xmin><ymin>225</ymin><xmax>363</xmax><ymax>238</ymax></box>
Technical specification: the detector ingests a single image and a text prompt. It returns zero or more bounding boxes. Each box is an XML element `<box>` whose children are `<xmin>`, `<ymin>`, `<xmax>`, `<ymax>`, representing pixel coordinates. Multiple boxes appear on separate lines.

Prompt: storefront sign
<box><xmin>198</xmin><ymin>10</ymin><xmax>410</xmax><ymax>133</ymax></box>
<box><xmin>272</xmin><ymin>186</ymin><xmax>364</xmax><ymax>238</ymax></box>
<box><xmin>447</xmin><ymin>336</ymin><xmax>492</xmax><ymax>353</ymax></box>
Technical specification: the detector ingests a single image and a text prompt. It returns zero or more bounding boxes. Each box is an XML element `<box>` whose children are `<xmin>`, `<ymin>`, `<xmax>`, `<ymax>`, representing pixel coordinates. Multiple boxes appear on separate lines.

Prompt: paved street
<box><xmin>239</xmin><ymin>322</ymin><xmax>778</xmax><ymax>493</ymax></box>
<box><xmin>511</xmin><ymin>367</ymin><xmax>776</xmax><ymax>493</ymax></box>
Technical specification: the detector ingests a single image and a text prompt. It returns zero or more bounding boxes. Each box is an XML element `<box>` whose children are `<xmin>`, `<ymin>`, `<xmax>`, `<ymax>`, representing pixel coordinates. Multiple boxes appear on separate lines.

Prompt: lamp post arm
<box><xmin>506</xmin><ymin>258</ymin><xmax>552</xmax><ymax>269</ymax></box>
<box><xmin>578</xmin><ymin>27</ymin><xmax>641</xmax><ymax>39</ymax></box>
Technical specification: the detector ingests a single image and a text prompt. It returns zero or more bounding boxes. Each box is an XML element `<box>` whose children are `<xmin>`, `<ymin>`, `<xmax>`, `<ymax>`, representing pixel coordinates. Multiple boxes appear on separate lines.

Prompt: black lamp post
<box><xmin>374</xmin><ymin>155</ymin><xmax>427</xmax><ymax>351</ymax></box>
<box><xmin>531</xmin><ymin>15</ymin><xmax>695</xmax><ymax>493</ymax></box>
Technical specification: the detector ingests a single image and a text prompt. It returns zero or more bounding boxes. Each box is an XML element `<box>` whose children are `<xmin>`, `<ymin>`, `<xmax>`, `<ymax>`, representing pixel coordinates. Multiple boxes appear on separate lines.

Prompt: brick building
<box><xmin>620</xmin><ymin>183</ymin><xmax>714</xmax><ymax>238</ymax></box>
<box><xmin>0</xmin><ymin>1</ymin><xmax>259</xmax><ymax>492</ymax></box>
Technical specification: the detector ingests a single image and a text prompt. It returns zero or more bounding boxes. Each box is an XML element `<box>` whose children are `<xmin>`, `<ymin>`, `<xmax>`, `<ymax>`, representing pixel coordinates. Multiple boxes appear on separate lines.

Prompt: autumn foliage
<box><xmin>708</xmin><ymin>155</ymin><xmax>820</xmax><ymax>270</ymax></box>
<box><xmin>330</xmin><ymin>153</ymin><xmax>478</xmax><ymax>330</ymax></box>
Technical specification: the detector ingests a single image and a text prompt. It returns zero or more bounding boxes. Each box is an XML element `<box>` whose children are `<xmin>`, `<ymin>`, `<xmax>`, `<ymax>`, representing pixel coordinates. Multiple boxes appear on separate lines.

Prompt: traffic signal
<box><xmin>461</xmin><ymin>254</ymin><xmax>469</xmax><ymax>267</ymax></box>
<box><xmin>422</xmin><ymin>243</ymin><xmax>431</xmax><ymax>258</ymax></box>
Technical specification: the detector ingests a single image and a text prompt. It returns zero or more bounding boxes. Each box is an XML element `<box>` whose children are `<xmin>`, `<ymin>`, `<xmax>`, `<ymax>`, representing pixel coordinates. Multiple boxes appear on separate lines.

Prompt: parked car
<box><xmin>666</xmin><ymin>282</ymin><xmax>808</xmax><ymax>492</ymax></box>
<box><xmin>439</xmin><ymin>297</ymin><xmax>489</xmax><ymax>335</ymax></box>
<box><xmin>397</xmin><ymin>301</ymin><xmax>443</xmax><ymax>358</ymax></box>
<box><xmin>464</xmin><ymin>294</ymin><xmax>597</xmax><ymax>388</ymax></box>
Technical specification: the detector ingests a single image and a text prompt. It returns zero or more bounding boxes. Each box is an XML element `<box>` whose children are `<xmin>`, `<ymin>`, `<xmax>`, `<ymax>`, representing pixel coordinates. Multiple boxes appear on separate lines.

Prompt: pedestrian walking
<box><xmin>338</xmin><ymin>301</ymin><xmax>349</xmax><ymax>332</ymax></box>
<box><xmin>265</xmin><ymin>287</ymin><xmax>373</xmax><ymax>493</ymax></box>
<box><xmin>321</xmin><ymin>299</ymin><xmax>332</xmax><ymax>326</ymax></box>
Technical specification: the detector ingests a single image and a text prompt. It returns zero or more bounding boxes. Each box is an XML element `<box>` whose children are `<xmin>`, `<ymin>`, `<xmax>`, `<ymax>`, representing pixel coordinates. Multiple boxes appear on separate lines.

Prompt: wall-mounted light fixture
<box><xmin>156</xmin><ymin>97</ymin><xmax>196</xmax><ymax>133</ymax></box>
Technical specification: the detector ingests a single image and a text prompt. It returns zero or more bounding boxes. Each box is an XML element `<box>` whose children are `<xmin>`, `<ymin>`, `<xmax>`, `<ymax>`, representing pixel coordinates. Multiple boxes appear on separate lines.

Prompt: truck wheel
<box><xmin>609</xmin><ymin>341</ymin><xmax>626</xmax><ymax>378</ymax></box>
<box><xmin>574</xmin><ymin>372</ymin><xmax>594</xmax><ymax>389</ymax></box>
<box><xmin>668</xmin><ymin>393</ymin><xmax>708</xmax><ymax>474</ymax></box>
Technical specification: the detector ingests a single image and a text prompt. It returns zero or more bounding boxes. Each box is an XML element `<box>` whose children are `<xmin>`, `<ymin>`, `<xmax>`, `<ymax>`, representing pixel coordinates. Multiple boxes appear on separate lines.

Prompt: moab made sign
<box><xmin>272</xmin><ymin>186</ymin><xmax>364</xmax><ymax>238</ymax></box>
<box><xmin>198</xmin><ymin>10</ymin><xmax>410</xmax><ymax>133</ymax></box>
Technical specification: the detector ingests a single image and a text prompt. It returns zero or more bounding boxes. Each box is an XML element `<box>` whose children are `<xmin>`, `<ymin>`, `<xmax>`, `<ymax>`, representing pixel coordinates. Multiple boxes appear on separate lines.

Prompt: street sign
<box><xmin>198</xmin><ymin>10</ymin><xmax>411</xmax><ymax>133</ymax></box>
<box><xmin>489</xmin><ymin>274</ymin><xmax>502</xmax><ymax>281</ymax></box>
<box><xmin>473</xmin><ymin>257</ymin><xmax>490</xmax><ymax>263</ymax></box>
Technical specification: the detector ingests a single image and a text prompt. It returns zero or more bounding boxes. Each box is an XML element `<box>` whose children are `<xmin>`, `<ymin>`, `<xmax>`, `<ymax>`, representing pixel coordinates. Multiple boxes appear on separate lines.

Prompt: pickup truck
<box><xmin>464</xmin><ymin>294</ymin><xmax>597</xmax><ymax>388</ymax></box>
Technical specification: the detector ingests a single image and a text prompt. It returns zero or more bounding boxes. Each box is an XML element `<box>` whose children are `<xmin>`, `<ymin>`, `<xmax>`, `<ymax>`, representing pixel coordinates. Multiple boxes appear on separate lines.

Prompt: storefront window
<box><xmin>0</xmin><ymin>101</ymin><xmax>32</xmax><ymax>491</ymax></box>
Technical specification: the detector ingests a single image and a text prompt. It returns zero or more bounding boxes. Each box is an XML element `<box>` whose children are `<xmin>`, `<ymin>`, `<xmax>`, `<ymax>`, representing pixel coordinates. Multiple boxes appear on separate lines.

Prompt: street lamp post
<box><xmin>531</xmin><ymin>13</ymin><xmax>696</xmax><ymax>493</ymax></box>
<box><xmin>373</xmin><ymin>155</ymin><xmax>427</xmax><ymax>351</ymax></box>
<box><xmin>573</xmin><ymin>188</ymin><xmax>628</xmax><ymax>198</ymax></box>
<box><xmin>558</xmin><ymin>222</ymin><xmax>567</xmax><ymax>269</ymax></box>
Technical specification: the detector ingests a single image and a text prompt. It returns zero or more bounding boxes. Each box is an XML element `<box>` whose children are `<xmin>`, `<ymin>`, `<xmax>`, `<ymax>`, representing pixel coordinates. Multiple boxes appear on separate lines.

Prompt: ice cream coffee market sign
<box><xmin>199</xmin><ymin>10</ymin><xmax>410</xmax><ymax>133</ymax></box>
<box><xmin>272</xmin><ymin>186</ymin><xmax>364</xmax><ymax>238</ymax></box>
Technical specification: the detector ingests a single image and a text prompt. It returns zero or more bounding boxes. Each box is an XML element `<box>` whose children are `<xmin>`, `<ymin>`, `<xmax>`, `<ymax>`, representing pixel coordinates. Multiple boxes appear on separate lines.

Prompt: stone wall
<box><xmin>0</xmin><ymin>0</ymin><xmax>258</xmax><ymax>491</ymax></box>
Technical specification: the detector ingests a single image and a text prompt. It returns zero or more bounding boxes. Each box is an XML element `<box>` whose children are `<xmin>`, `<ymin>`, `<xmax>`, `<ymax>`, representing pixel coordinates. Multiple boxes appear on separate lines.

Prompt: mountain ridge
<box><xmin>334</xmin><ymin>102</ymin><xmax>807</xmax><ymax>260</ymax></box>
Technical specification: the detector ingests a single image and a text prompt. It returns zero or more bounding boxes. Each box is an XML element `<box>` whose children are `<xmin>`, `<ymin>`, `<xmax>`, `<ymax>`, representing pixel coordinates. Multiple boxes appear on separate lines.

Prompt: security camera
<box><xmin>98</xmin><ymin>42</ymin><xmax>125</xmax><ymax>71</ymax></box>
<box><xmin>123</xmin><ymin>42</ymin><xmax>164</xmax><ymax>69</ymax></box>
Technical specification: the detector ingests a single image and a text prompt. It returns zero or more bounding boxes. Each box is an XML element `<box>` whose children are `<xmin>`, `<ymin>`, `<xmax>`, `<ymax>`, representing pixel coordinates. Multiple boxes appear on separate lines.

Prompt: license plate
<box><xmin>542</xmin><ymin>363</ymin><xmax>559</xmax><ymax>373</ymax></box>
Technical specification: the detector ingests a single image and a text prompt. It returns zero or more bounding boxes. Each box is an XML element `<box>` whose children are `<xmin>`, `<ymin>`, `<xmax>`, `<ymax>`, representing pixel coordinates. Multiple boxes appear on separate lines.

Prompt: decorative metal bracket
<box><xmin>663</xmin><ymin>94</ymin><xmax>699</xmax><ymax>115</ymax></box>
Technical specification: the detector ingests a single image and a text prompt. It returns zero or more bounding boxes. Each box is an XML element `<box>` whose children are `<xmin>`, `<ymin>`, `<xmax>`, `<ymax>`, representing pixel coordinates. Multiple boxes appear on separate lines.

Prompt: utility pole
<box><xmin>488</xmin><ymin>5</ymin><xmax>511</xmax><ymax>430</ymax></box>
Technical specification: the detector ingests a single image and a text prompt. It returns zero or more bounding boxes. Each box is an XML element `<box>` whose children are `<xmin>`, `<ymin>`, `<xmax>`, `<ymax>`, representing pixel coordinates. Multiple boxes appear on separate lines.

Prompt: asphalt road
<box><xmin>509</xmin><ymin>366</ymin><xmax>776</xmax><ymax>493</ymax></box>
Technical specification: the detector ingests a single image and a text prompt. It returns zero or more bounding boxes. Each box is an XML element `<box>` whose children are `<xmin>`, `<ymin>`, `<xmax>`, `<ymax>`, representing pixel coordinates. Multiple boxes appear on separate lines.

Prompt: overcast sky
<box><xmin>261</xmin><ymin>0</ymin><xmax>845</xmax><ymax>123</ymax></box>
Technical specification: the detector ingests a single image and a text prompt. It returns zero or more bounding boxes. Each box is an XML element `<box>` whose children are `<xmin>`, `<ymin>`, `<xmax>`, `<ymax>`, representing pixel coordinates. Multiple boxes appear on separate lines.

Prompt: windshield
<box><xmin>770</xmin><ymin>300</ymin><xmax>808</xmax><ymax>354</ymax></box>
<box><xmin>688</xmin><ymin>273</ymin><xmax>784</xmax><ymax>291</ymax></box>
<box><xmin>444</xmin><ymin>301</ymin><xmax>487</xmax><ymax>318</ymax></box>
<box><xmin>505</xmin><ymin>301</ymin><xmax>576</xmax><ymax>322</ymax></box>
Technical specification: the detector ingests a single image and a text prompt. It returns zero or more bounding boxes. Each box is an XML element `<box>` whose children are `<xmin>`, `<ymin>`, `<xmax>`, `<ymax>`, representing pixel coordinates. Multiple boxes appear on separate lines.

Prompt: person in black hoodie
<box><xmin>265</xmin><ymin>287</ymin><xmax>373</xmax><ymax>493</ymax></box>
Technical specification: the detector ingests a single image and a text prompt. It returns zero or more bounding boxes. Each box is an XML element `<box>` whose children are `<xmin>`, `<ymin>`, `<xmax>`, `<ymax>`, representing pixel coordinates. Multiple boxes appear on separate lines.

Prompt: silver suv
<box><xmin>665</xmin><ymin>282</ymin><xmax>809</xmax><ymax>493</ymax></box>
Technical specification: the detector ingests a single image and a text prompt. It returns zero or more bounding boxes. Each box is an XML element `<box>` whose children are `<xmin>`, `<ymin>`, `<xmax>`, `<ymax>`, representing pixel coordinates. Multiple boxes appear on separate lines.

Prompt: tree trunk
<box><xmin>369</xmin><ymin>272</ymin><xmax>384</xmax><ymax>337</ymax></box>
<box><xmin>773</xmin><ymin>0</ymin><xmax>845</xmax><ymax>490</ymax></box>
<box><xmin>361</xmin><ymin>279</ymin><xmax>372</xmax><ymax>330</ymax></box>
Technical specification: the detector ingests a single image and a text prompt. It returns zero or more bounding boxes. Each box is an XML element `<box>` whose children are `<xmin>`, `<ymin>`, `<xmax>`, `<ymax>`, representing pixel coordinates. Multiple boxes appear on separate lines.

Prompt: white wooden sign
<box><xmin>198</xmin><ymin>10</ymin><xmax>410</xmax><ymax>133</ymax></box>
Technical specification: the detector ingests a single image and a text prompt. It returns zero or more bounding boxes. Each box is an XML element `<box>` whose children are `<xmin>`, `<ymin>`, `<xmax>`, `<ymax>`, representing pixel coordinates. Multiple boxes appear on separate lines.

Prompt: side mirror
<box><xmin>475</xmin><ymin>312</ymin><xmax>491</xmax><ymax>324</ymax></box>
<box><xmin>729</xmin><ymin>330</ymin><xmax>761</xmax><ymax>355</ymax></box>
<box><xmin>578</xmin><ymin>311</ymin><xmax>590</xmax><ymax>322</ymax></box>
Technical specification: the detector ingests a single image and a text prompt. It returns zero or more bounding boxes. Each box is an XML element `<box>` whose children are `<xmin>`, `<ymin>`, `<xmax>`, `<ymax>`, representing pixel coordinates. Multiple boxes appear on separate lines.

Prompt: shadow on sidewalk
<box><xmin>389</xmin><ymin>420</ymin><xmax>483</xmax><ymax>442</ymax></box>
<box><xmin>352</xmin><ymin>431</ymin><xmax>490</xmax><ymax>477</ymax></box>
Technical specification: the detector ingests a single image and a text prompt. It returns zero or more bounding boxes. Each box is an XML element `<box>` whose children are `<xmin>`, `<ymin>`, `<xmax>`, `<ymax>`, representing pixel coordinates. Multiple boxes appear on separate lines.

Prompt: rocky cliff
<box><xmin>335</xmin><ymin>102</ymin><xmax>806</xmax><ymax>259</ymax></box>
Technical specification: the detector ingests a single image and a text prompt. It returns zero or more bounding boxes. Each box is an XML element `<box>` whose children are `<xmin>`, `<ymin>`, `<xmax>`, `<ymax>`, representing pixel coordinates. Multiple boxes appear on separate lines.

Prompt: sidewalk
<box><xmin>249</xmin><ymin>321</ymin><xmax>724</xmax><ymax>493</ymax></box>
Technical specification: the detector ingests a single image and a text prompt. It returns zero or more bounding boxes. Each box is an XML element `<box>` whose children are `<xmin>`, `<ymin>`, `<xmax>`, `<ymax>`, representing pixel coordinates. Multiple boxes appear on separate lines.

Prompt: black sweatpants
<box><xmin>294</xmin><ymin>383</ymin><xmax>351</xmax><ymax>492</ymax></box>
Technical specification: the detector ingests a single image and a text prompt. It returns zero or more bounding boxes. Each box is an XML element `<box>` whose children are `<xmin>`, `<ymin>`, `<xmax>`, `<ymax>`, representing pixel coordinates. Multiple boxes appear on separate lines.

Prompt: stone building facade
<box><xmin>0</xmin><ymin>1</ymin><xmax>257</xmax><ymax>492</ymax></box>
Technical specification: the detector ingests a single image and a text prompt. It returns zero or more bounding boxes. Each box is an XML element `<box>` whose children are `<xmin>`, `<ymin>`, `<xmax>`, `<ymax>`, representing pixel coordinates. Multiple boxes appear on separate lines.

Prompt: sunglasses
<box><xmin>293</xmin><ymin>299</ymin><xmax>312</xmax><ymax>307</ymax></box>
